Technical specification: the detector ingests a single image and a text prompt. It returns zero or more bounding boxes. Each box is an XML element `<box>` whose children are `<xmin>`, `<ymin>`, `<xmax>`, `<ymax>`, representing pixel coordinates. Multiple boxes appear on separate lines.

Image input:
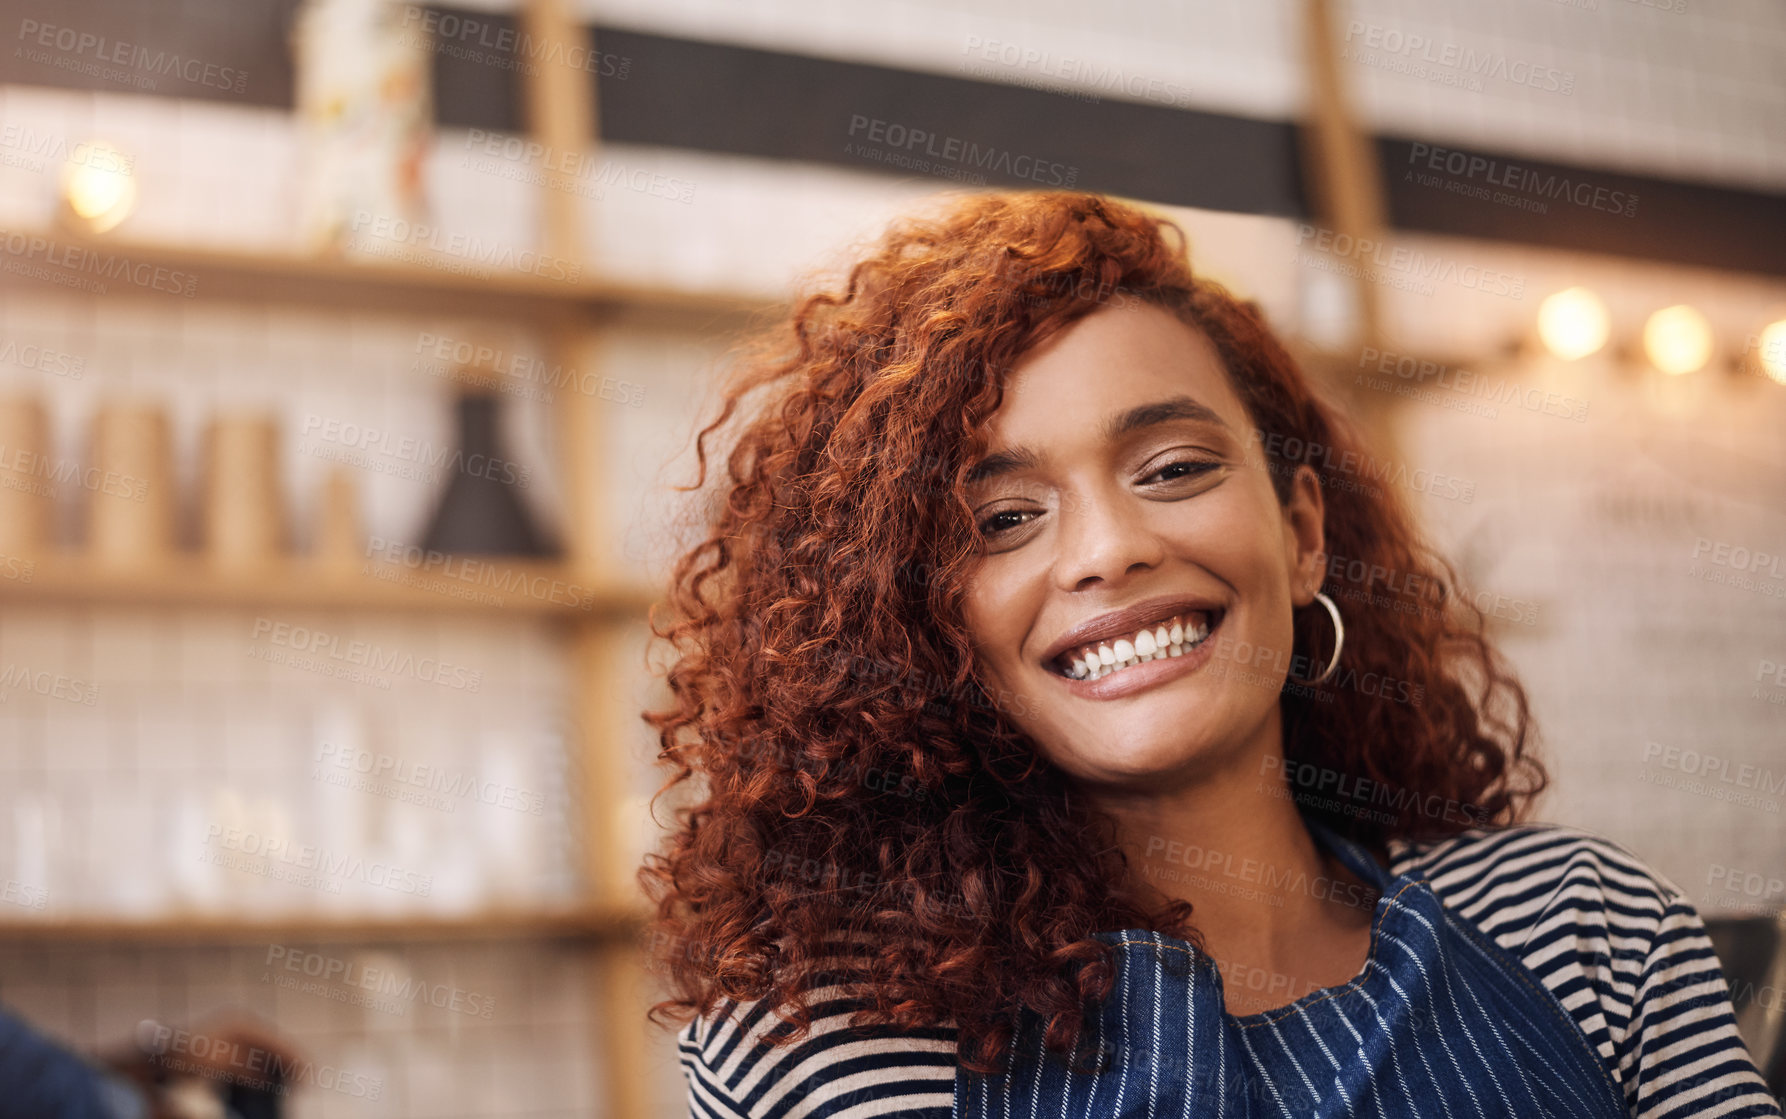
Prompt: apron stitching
<box><xmin>1104</xmin><ymin>880</ymin><xmax>1426</xmax><ymax>1031</ymax></box>
<box><xmin>1232</xmin><ymin>880</ymin><xmax>1424</xmax><ymax>1030</ymax></box>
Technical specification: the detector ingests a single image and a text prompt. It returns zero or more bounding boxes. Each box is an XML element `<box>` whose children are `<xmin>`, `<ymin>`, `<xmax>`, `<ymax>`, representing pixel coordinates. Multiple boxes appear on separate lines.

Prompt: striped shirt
<box><xmin>677</xmin><ymin>824</ymin><xmax>1781</xmax><ymax>1118</ymax></box>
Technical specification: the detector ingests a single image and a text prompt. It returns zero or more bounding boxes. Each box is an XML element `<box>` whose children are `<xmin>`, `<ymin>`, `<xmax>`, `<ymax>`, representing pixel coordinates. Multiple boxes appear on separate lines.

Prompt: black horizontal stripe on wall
<box><xmin>0</xmin><ymin>0</ymin><xmax>299</xmax><ymax>109</ymax></box>
<box><xmin>1378</xmin><ymin>137</ymin><xmax>1786</xmax><ymax>278</ymax></box>
<box><xmin>585</xmin><ymin>26</ymin><xmax>1308</xmax><ymax>219</ymax></box>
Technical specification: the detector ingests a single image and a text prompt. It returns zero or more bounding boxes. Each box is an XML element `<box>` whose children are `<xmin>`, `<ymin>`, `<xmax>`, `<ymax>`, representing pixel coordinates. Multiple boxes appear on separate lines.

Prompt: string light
<box><xmin>1643</xmin><ymin>305</ymin><xmax>1713</xmax><ymax>376</ymax></box>
<box><xmin>1536</xmin><ymin>287</ymin><xmax>1609</xmax><ymax>360</ymax></box>
<box><xmin>60</xmin><ymin>140</ymin><xmax>136</xmax><ymax>234</ymax></box>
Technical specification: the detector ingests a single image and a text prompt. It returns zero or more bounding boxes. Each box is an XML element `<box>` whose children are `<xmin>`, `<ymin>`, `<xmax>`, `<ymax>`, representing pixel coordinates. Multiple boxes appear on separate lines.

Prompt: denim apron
<box><xmin>955</xmin><ymin>824</ymin><xmax>1630</xmax><ymax>1118</ymax></box>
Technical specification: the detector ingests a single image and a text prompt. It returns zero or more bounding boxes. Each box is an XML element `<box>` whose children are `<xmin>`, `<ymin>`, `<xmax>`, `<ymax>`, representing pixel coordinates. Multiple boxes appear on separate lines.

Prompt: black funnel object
<box><xmin>420</xmin><ymin>392</ymin><xmax>554</xmax><ymax>557</ymax></box>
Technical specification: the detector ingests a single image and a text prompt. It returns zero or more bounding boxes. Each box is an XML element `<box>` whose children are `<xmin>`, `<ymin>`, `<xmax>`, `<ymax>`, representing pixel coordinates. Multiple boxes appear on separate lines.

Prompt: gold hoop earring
<box><xmin>1286</xmin><ymin>591</ymin><xmax>1344</xmax><ymax>687</ymax></box>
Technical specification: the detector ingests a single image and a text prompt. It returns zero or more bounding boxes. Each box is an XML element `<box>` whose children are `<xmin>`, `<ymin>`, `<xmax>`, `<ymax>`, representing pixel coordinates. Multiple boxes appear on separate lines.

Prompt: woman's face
<box><xmin>961</xmin><ymin>302</ymin><xmax>1326</xmax><ymax>791</ymax></box>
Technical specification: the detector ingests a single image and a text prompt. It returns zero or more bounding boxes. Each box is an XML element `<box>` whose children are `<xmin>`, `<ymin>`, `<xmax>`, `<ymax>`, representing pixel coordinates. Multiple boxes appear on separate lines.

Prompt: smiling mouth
<box><xmin>1050</xmin><ymin>608</ymin><xmax>1226</xmax><ymax>681</ymax></box>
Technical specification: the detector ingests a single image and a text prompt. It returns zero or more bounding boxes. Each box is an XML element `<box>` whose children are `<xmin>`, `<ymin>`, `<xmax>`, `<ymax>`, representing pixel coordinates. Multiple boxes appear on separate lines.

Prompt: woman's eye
<box><xmin>978</xmin><ymin>509</ymin><xmax>1037</xmax><ymax>536</ymax></box>
<box><xmin>1145</xmin><ymin>460</ymin><xmax>1219</xmax><ymax>484</ymax></box>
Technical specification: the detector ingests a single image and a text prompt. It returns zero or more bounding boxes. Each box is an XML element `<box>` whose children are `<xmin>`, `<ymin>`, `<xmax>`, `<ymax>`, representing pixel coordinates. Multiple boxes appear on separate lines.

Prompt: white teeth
<box><xmin>1061</xmin><ymin>610</ymin><xmax>1221</xmax><ymax>680</ymax></box>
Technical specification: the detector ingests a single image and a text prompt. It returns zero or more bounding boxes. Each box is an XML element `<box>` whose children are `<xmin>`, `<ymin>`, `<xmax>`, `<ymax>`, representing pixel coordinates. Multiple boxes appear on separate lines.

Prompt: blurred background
<box><xmin>0</xmin><ymin>0</ymin><xmax>1781</xmax><ymax>1115</ymax></box>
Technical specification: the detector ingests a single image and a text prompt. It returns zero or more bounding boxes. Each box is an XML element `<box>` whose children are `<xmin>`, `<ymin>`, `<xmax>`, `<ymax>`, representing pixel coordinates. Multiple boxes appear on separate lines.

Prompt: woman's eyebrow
<box><xmin>965</xmin><ymin>395</ymin><xmax>1227</xmax><ymax>485</ymax></box>
<box><xmin>965</xmin><ymin>446</ymin><xmax>1039</xmax><ymax>485</ymax></box>
<box><xmin>1100</xmin><ymin>395</ymin><xmax>1229</xmax><ymax>441</ymax></box>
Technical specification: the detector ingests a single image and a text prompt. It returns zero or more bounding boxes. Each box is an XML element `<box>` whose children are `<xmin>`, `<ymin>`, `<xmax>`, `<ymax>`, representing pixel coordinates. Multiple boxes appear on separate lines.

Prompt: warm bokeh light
<box><xmin>1758</xmin><ymin>320</ymin><xmax>1786</xmax><ymax>385</ymax></box>
<box><xmin>1537</xmin><ymin>287</ymin><xmax>1610</xmax><ymax>360</ymax></box>
<box><xmin>1643</xmin><ymin>304</ymin><xmax>1714</xmax><ymax>376</ymax></box>
<box><xmin>61</xmin><ymin>141</ymin><xmax>137</xmax><ymax>233</ymax></box>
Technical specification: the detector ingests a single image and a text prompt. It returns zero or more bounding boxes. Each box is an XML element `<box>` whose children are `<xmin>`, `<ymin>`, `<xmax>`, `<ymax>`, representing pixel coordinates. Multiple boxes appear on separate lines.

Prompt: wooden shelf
<box><xmin>0</xmin><ymin>905</ymin><xmax>647</xmax><ymax>945</ymax></box>
<box><xmin>0</xmin><ymin>556</ymin><xmax>659</xmax><ymax>617</ymax></box>
<box><xmin>0</xmin><ymin>227</ymin><xmax>783</xmax><ymax>329</ymax></box>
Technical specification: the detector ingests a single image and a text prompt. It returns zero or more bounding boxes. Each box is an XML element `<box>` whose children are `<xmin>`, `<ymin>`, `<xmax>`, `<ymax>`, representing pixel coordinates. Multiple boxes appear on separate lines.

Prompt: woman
<box><xmin>643</xmin><ymin>191</ymin><xmax>1778</xmax><ymax>1117</ymax></box>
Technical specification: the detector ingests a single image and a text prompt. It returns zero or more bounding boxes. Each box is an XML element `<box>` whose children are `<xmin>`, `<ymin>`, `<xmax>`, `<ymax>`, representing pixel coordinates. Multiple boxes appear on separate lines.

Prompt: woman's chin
<box><xmin>1027</xmin><ymin>689</ymin><xmax>1268</xmax><ymax>788</ymax></box>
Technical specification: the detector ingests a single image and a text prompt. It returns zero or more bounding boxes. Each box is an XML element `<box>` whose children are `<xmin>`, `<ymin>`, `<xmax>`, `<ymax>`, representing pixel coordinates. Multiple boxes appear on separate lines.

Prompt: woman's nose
<box><xmin>1051</xmin><ymin>488</ymin><xmax>1166</xmax><ymax>593</ymax></box>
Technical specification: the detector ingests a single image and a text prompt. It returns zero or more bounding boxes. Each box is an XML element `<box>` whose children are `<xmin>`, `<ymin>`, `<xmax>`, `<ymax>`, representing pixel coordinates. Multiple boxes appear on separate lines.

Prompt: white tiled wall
<box><xmin>0</xmin><ymin>606</ymin><xmax>579</xmax><ymax>920</ymax></box>
<box><xmin>1339</xmin><ymin>0</ymin><xmax>1786</xmax><ymax>192</ymax></box>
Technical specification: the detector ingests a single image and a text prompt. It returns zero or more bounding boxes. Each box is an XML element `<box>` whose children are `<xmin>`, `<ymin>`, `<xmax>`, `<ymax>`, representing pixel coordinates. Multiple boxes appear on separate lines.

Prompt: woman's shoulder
<box><xmin>1387</xmin><ymin>823</ymin><xmax>1780</xmax><ymax>1116</ymax></box>
<box><xmin>1384</xmin><ymin>821</ymin><xmax>1696</xmax><ymax>991</ymax></box>
<box><xmin>1386</xmin><ymin>820</ymin><xmax>1687</xmax><ymax>930</ymax></box>
<box><xmin>676</xmin><ymin>938</ymin><xmax>959</xmax><ymax>1118</ymax></box>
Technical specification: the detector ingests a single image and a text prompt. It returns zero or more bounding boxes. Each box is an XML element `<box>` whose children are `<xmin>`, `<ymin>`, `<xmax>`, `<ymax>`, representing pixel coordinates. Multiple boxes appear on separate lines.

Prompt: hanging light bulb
<box><xmin>1757</xmin><ymin>320</ymin><xmax>1786</xmax><ymax>386</ymax></box>
<box><xmin>1536</xmin><ymin>287</ymin><xmax>1609</xmax><ymax>360</ymax></box>
<box><xmin>1643</xmin><ymin>305</ymin><xmax>1713</xmax><ymax>376</ymax></box>
<box><xmin>60</xmin><ymin>140</ymin><xmax>137</xmax><ymax>234</ymax></box>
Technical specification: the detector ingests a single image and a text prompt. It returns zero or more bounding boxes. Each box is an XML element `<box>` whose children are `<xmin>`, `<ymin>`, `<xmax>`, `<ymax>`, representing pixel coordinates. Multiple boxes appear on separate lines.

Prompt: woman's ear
<box><xmin>1282</xmin><ymin>464</ymin><xmax>1326</xmax><ymax>607</ymax></box>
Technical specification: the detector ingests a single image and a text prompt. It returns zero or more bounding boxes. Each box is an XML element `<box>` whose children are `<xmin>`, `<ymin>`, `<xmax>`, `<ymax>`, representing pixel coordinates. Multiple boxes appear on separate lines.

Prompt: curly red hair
<box><xmin>639</xmin><ymin>190</ymin><xmax>1546</xmax><ymax>1076</ymax></box>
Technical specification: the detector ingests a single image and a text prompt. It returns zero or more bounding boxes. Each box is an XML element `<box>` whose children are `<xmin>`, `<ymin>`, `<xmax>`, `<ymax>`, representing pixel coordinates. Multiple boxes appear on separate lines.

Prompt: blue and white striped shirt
<box><xmin>678</xmin><ymin>825</ymin><xmax>1781</xmax><ymax>1117</ymax></box>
